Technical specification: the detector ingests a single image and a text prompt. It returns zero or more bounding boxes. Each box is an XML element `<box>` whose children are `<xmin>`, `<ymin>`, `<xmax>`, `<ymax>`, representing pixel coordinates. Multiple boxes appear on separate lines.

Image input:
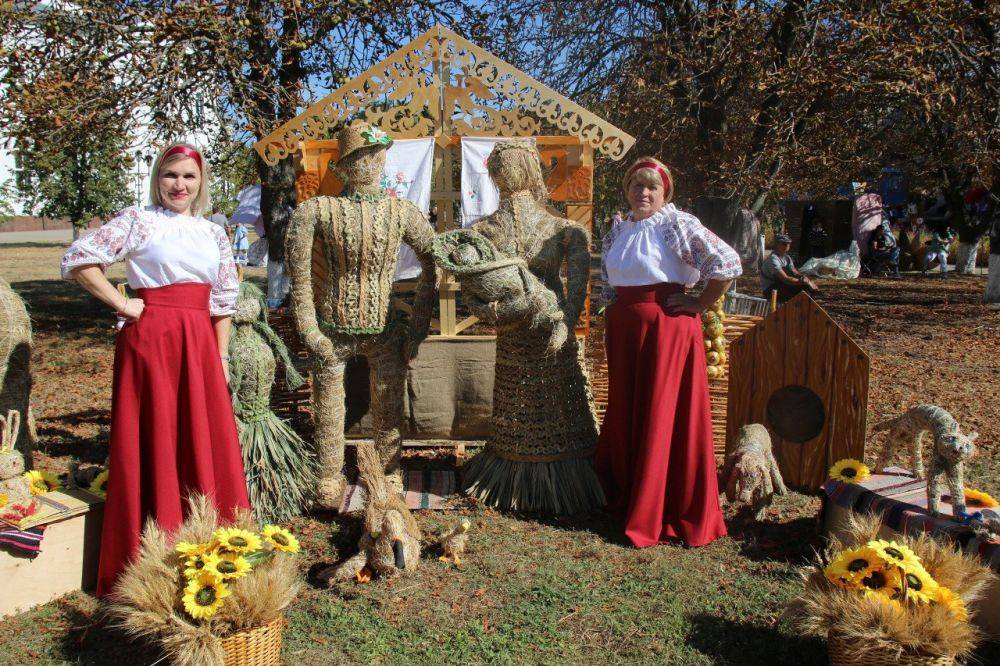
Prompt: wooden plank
<box><xmin>453</xmin><ymin>315</ymin><xmax>479</xmax><ymax>334</ymax></box>
<box><xmin>837</xmin><ymin>332</ymin><xmax>870</xmax><ymax>478</ymax></box>
<box><xmin>725</xmin><ymin>322</ymin><xmax>757</xmax><ymax>457</ymax></box>
<box><xmin>779</xmin><ymin>295</ymin><xmax>810</xmax><ymax>487</ymax></box>
<box><xmin>801</xmin><ymin>299</ymin><xmax>839</xmax><ymax>489</ymax></box>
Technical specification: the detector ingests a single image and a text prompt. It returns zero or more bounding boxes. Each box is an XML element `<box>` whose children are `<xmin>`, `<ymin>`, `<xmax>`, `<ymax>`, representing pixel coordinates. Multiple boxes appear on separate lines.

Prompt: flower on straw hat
<box><xmin>964</xmin><ymin>487</ymin><xmax>998</xmax><ymax>509</ymax></box>
<box><xmin>214</xmin><ymin>527</ymin><xmax>262</xmax><ymax>554</ymax></box>
<box><xmin>361</xmin><ymin>126</ymin><xmax>391</xmax><ymax>146</ymax></box>
<box><xmin>935</xmin><ymin>586</ymin><xmax>968</xmax><ymax>622</ymax></box>
<box><xmin>261</xmin><ymin>525</ymin><xmax>300</xmax><ymax>553</ymax></box>
<box><xmin>204</xmin><ymin>550</ymin><xmax>252</xmax><ymax>581</ymax></box>
<box><xmin>24</xmin><ymin>469</ymin><xmax>61</xmax><ymax>495</ymax></box>
<box><xmin>824</xmin><ymin>547</ymin><xmax>881</xmax><ymax>588</ymax></box>
<box><xmin>182</xmin><ymin>571</ymin><xmax>229</xmax><ymax>620</ymax></box>
<box><xmin>867</xmin><ymin>539</ymin><xmax>921</xmax><ymax>571</ymax></box>
<box><xmin>88</xmin><ymin>469</ymin><xmax>109</xmax><ymax>498</ymax></box>
<box><xmin>829</xmin><ymin>459</ymin><xmax>870</xmax><ymax>484</ymax></box>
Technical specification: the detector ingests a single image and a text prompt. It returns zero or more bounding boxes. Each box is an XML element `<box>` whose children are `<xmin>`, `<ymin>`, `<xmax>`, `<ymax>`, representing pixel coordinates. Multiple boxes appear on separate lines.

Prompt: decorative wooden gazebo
<box><xmin>253</xmin><ymin>25</ymin><xmax>635</xmax><ymax>338</ymax></box>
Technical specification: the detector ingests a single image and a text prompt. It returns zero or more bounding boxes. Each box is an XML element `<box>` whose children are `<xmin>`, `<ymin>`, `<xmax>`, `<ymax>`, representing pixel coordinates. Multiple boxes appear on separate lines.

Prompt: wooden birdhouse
<box><xmin>725</xmin><ymin>293</ymin><xmax>869</xmax><ymax>491</ymax></box>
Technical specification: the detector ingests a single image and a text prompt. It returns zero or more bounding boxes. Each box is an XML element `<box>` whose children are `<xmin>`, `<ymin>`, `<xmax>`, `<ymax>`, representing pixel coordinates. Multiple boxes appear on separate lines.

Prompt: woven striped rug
<box><xmin>338</xmin><ymin>469</ymin><xmax>456</xmax><ymax>513</ymax></box>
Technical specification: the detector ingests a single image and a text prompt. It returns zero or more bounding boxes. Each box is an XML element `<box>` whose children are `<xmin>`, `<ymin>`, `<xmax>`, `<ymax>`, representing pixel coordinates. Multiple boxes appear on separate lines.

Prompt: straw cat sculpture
<box><xmin>721</xmin><ymin>424</ymin><xmax>787</xmax><ymax>520</ymax></box>
<box><xmin>873</xmin><ymin>404</ymin><xmax>978</xmax><ymax>517</ymax></box>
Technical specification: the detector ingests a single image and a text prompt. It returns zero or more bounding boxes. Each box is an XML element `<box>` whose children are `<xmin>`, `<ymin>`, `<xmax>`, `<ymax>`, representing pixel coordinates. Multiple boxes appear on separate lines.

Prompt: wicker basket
<box><xmin>828</xmin><ymin>631</ymin><xmax>954</xmax><ymax>666</ymax></box>
<box><xmin>220</xmin><ymin>615</ymin><xmax>285</xmax><ymax>666</ymax></box>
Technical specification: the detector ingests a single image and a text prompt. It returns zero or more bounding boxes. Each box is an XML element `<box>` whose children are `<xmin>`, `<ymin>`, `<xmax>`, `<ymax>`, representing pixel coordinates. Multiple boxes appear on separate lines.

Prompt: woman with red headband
<box><xmin>61</xmin><ymin>142</ymin><xmax>250</xmax><ymax>596</ymax></box>
<box><xmin>595</xmin><ymin>156</ymin><xmax>742</xmax><ymax>549</ymax></box>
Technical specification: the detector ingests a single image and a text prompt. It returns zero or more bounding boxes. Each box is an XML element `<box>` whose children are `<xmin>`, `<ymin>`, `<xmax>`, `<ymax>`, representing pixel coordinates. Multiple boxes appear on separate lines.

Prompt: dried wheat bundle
<box><xmin>108</xmin><ymin>495</ymin><xmax>302</xmax><ymax>666</ymax></box>
<box><xmin>786</xmin><ymin>512</ymin><xmax>994</xmax><ymax>661</ymax></box>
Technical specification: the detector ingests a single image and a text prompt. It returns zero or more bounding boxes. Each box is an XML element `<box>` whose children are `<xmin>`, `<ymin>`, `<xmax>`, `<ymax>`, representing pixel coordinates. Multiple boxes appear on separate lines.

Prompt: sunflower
<box><xmin>829</xmin><ymin>459</ymin><xmax>871</xmax><ymax>484</ymax></box>
<box><xmin>204</xmin><ymin>550</ymin><xmax>252</xmax><ymax>580</ymax></box>
<box><xmin>23</xmin><ymin>469</ymin><xmax>61</xmax><ymax>495</ymax></box>
<box><xmin>261</xmin><ymin>525</ymin><xmax>300</xmax><ymax>554</ymax></box>
<box><xmin>900</xmin><ymin>563</ymin><xmax>939</xmax><ymax>604</ymax></box>
<box><xmin>867</xmin><ymin>539</ymin><xmax>921</xmax><ymax>571</ymax></box>
<box><xmin>824</xmin><ymin>547</ymin><xmax>881</xmax><ymax>588</ymax></box>
<box><xmin>0</xmin><ymin>493</ymin><xmax>7</xmax><ymax>509</ymax></box>
<box><xmin>182</xmin><ymin>571</ymin><xmax>229</xmax><ymax>620</ymax></box>
<box><xmin>862</xmin><ymin>588</ymin><xmax>904</xmax><ymax>612</ymax></box>
<box><xmin>88</xmin><ymin>469</ymin><xmax>109</xmax><ymax>498</ymax></box>
<box><xmin>935</xmin><ymin>586</ymin><xmax>968</xmax><ymax>622</ymax></box>
<box><xmin>183</xmin><ymin>551</ymin><xmax>221</xmax><ymax>580</ymax></box>
<box><xmin>176</xmin><ymin>541</ymin><xmax>216</xmax><ymax>559</ymax></box>
<box><xmin>964</xmin><ymin>487</ymin><xmax>999</xmax><ymax>509</ymax></box>
<box><xmin>214</xmin><ymin>527</ymin><xmax>262</xmax><ymax>554</ymax></box>
<box><xmin>860</xmin><ymin>566</ymin><xmax>904</xmax><ymax>599</ymax></box>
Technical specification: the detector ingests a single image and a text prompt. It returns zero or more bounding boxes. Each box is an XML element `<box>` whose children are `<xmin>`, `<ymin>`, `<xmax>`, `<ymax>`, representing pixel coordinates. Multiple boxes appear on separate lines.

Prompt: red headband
<box><xmin>626</xmin><ymin>161</ymin><xmax>672</xmax><ymax>197</ymax></box>
<box><xmin>161</xmin><ymin>144</ymin><xmax>203</xmax><ymax>170</ymax></box>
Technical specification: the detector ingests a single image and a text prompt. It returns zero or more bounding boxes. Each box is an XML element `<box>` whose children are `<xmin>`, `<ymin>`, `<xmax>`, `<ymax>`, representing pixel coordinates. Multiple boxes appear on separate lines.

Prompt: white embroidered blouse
<box><xmin>60</xmin><ymin>206</ymin><xmax>239</xmax><ymax>316</ymax></box>
<box><xmin>601</xmin><ymin>204</ymin><xmax>743</xmax><ymax>304</ymax></box>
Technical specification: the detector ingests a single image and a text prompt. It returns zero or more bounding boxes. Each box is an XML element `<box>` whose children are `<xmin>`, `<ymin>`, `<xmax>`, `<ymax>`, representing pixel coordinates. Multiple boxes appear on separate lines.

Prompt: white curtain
<box><xmin>460</xmin><ymin>137</ymin><xmax>536</xmax><ymax>228</ymax></box>
<box><xmin>384</xmin><ymin>138</ymin><xmax>435</xmax><ymax>280</ymax></box>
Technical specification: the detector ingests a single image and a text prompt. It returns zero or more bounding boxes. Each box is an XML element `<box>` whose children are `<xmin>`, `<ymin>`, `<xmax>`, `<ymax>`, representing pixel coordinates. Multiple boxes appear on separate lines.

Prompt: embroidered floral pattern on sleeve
<box><xmin>660</xmin><ymin>208</ymin><xmax>743</xmax><ymax>285</ymax></box>
<box><xmin>210</xmin><ymin>224</ymin><xmax>239</xmax><ymax>316</ymax></box>
<box><xmin>60</xmin><ymin>207</ymin><xmax>149</xmax><ymax>279</ymax></box>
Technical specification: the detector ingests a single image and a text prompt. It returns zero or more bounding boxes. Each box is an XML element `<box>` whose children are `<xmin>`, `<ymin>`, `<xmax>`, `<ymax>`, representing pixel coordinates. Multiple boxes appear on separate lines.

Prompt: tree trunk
<box><xmin>692</xmin><ymin>196</ymin><xmax>743</xmax><ymax>248</ymax></box>
<box><xmin>956</xmin><ymin>240</ymin><xmax>980</xmax><ymax>274</ymax></box>
<box><xmin>986</xmin><ymin>254</ymin><xmax>1000</xmax><ymax>304</ymax></box>
<box><xmin>257</xmin><ymin>155</ymin><xmax>296</xmax><ymax>307</ymax></box>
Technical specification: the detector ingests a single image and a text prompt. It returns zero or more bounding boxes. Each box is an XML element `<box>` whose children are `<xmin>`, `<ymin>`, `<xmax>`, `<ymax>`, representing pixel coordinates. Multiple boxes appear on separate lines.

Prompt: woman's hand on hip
<box><xmin>117</xmin><ymin>297</ymin><xmax>145</xmax><ymax>321</ymax></box>
<box><xmin>664</xmin><ymin>293</ymin><xmax>702</xmax><ymax>314</ymax></box>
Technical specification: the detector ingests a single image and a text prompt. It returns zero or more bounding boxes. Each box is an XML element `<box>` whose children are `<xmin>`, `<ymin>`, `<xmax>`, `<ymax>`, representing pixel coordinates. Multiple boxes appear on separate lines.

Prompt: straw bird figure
<box><xmin>721</xmin><ymin>424</ymin><xmax>787</xmax><ymax>521</ymax></box>
<box><xmin>438</xmin><ymin>519</ymin><xmax>471</xmax><ymax>565</ymax></box>
<box><xmin>315</xmin><ymin>441</ymin><xmax>422</xmax><ymax>585</ymax></box>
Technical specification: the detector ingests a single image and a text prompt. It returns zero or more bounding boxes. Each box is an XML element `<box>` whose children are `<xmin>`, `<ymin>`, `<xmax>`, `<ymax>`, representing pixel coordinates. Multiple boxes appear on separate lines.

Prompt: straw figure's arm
<box><xmin>286</xmin><ymin>199</ymin><xmax>335</xmax><ymax>364</ymax></box>
<box><xmin>402</xmin><ymin>205</ymin><xmax>438</xmax><ymax>361</ymax></box>
<box><xmin>561</xmin><ymin>222</ymin><xmax>591</xmax><ymax>332</ymax></box>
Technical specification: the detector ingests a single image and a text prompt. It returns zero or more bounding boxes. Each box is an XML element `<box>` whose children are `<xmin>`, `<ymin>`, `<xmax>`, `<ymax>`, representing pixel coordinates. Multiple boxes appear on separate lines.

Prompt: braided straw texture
<box><xmin>0</xmin><ymin>277</ymin><xmax>32</xmax><ymax>466</ymax></box>
<box><xmin>828</xmin><ymin>631</ymin><xmax>954</xmax><ymax>666</ymax></box>
<box><xmin>219</xmin><ymin>615</ymin><xmax>284</xmax><ymax>666</ymax></box>
<box><xmin>461</xmin><ymin>144</ymin><xmax>603</xmax><ymax>513</ymax></box>
<box><xmin>229</xmin><ymin>282</ymin><xmax>315</xmax><ymax>523</ymax></box>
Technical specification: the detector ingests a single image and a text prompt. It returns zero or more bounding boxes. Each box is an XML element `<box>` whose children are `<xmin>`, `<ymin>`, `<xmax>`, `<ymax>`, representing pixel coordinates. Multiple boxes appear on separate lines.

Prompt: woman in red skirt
<box><xmin>61</xmin><ymin>143</ymin><xmax>250</xmax><ymax>596</ymax></box>
<box><xmin>595</xmin><ymin>156</ymin><xmax>742</xmax><ymax>548</ymax></box>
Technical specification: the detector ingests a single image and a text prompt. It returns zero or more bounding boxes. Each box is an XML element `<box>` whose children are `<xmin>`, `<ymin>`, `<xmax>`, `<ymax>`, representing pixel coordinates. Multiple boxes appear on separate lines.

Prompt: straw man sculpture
<box><xmin>286</xmin><ymin>124</ymin><xmax>437</xmax><ymax>510</ymax></box>
<box><xmin>459</xmin><ymin>141</ymin><xmax>604</xmax><ymax>514</ymax></box>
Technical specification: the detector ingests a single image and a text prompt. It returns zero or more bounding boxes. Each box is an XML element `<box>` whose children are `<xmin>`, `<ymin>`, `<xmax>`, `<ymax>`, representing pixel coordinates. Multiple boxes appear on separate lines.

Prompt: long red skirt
<box><xmin>595</xmin><ymin>283</ymin><xmax>727</xmax><ymax>548</ymax></box>
<box><xmin>97</xmin><ymin>283</ymin><xmax>251</xmax><ymax>597</ymax></box>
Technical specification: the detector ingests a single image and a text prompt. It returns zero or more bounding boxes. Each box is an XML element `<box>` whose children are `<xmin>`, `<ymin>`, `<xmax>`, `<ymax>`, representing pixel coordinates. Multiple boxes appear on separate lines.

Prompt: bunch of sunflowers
<box><xmin>788</xmin><ymin>513</ymin><xmax>991</xmax><ymax>663</ymax></box>
<box><xmin>701</xmin><ymin>297</ymin><xmax>727</xmax><ymax>379</ymax></box>
<box><xmin>177</xmin><ymin>525</ymin><xmax>300</xmax><ymax>620</ymax></box>
<box><xmin>824</xmin><ymin>539</ymin><xmax>963</xmax><ymax>618</ymax></box>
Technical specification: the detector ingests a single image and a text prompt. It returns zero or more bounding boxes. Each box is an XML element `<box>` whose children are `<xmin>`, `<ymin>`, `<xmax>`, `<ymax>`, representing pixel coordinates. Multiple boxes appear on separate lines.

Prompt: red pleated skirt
<box><xmin>97</xmin><ymin>283</ymin><xmax>250</xmax><ymax>597</ymax></box>
<box><xmin>595</xmin><ymin>283</ymin><xmax>727</xmax><ymax>548</ymax></box>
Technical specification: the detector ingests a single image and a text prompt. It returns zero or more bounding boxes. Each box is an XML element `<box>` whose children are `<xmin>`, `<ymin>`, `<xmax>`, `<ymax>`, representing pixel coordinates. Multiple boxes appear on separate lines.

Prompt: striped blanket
<box><xmin>823</xmin><ymin>467</ymin><xmax>1000</xmax><ymax>573</ymax></box>
<box><xmin>0</xmin><ymin>525</ymin><xmax>46</xmax><ymax>557</ymax></box>
<box><xmin>339</xmin><ymin>469</ymin><xmax>456</xmax><ymax>514</ymax></box>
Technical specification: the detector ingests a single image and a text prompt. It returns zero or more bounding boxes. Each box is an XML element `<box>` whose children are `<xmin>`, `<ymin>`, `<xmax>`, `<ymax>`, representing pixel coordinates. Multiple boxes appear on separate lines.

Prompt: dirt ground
<box><xmin>0</xmin><ymin>243</ymin><xmax>997</xmax><ymax>664</ymax></box>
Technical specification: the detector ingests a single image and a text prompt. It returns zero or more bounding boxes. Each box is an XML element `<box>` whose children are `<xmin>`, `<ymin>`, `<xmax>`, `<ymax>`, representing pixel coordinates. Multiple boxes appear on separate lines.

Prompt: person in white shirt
<box><xmin>595</xmin><ymin>156</ymin><xmax>741</xmax><ymax>550</ymax></box>
<box><xmin>60</xmin><ymin>142</ymin><xmax>250</xmax><ymax>598</ymax></box>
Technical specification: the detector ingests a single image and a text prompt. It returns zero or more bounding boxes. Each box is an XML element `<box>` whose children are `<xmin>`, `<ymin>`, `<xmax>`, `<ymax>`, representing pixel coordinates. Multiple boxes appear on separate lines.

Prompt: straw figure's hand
<box><xmin>545</xmin><ymin>320</ymin><xmax>569</xmax><ymax>357</ymax></box>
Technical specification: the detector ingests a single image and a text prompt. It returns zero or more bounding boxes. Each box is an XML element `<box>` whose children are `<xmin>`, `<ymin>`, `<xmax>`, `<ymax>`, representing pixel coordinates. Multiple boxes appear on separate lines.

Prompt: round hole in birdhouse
<box><xmin>766</xmin><ymin>385</ymin><xmax>825</xmax><ymax>443</ymax></box>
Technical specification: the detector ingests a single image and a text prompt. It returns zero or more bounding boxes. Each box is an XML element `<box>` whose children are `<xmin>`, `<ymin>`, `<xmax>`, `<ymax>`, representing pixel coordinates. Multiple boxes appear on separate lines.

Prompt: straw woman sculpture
<box><xmin>460</xmin><ymin>141</ymin><xmax>604</xmax><ymax>514</ymax></box>
<box><xmin>228</xmin><ymin>281</ymin><xmax>314</xmax><ymax>523</ymax></box>
<box><xmin>285</xmin><ymin>124</ymin><xmax>437</xmax><ymax>510</ymax></box>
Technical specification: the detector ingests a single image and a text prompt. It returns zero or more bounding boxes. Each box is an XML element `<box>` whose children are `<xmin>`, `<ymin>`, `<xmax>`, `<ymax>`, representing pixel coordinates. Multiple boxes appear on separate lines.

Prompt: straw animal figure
<box><xmin>0</xmin><ymin>410</ymin><xmax>30</xmax><ymax>505</ymax></box>
<box><xmin>438</xmin><ymin>518</ymin><xmax>471</xmax><ymax>565</ymax></box>
<box><xmin>873</xmin><ymin>405</ymin><xmax>978</xmax><ymax>517</ymax></box>
<box><xmin>0</xmin><ymin>277</ymin><xmax>33</xmax><ymax>467</ymax></box>
<box><xmin>228</xmin><ymin>281</ymin><xmax>315</xmax><ymax>523</ymax></box>
<box><xmin>461</xmin><ymin>140</ymin><xmax>603</xmax><ymax>514</ymax></box>
<box><xmin>285</xmin><ymin>124</ymin><xmax>437</xmax><ymax>510</ymax></box>
<box><xmin>316</xmin><ymin>441</ymin><xmax>422</xmax><ymax>585</ymax></box>
<box><xmin>432</xmin><ymin>229</ymin><xmax>568</xmax><ymax>355</ymax></box>
<box><xmin>720</xmin><ymin>424</ymin><xmax>787</xmax><ymax>521</ymax></box>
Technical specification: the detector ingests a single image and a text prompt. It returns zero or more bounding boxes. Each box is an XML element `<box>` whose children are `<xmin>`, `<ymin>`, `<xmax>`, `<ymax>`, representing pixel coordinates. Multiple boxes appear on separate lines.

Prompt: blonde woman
<box><xmin>596</xmin><ymin>156</ymin><xmax>741</xmax><ymax>548</ymax></box>
<box><xmin>61</xmin><ymin>143</ymin><xmax>250</xmax><ymax>596</ymax></box>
